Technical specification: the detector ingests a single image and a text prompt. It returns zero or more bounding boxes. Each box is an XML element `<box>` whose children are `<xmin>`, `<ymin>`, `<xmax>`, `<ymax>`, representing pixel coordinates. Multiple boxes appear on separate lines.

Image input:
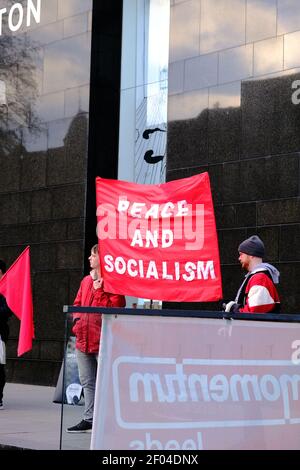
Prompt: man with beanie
<box><xmin>224</xmin><ymin>235</ymin><xmax>280</xmax><ymax>314</ymax></box>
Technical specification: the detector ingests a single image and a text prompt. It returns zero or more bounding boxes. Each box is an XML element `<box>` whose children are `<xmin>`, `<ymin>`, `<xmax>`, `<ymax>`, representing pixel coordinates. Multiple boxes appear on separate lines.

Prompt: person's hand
<box><xmin>93</xmin><ymin>278</ymin><xmax>103</xmax><ymax>290</ymax></box>
<box><xmin>224</xmin><ymin>301</ymin><xmax>238</xmax><ymax>312</ymax></box>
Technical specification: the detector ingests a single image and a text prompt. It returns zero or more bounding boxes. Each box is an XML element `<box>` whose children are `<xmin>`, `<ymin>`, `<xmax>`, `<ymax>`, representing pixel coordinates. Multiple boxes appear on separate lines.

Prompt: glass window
<box><xmin>118</xmin><ymin>0</ymin><xmax>170</xmax><ymax>185</ymax></box>
<box><xmin>284</xmin><ymin>30</ymin><xmax>300</xmax><ymax>70</ymax></box>
<box><xmin>246</xmin><ymin>0</ymin><xmax>277</xmax><ymax>43</ymax></box>
<box><xmin>278</xmin><ymin>0</ymin><xmax>300</xmax><ymax>35</ymax></box>
<box><xmin>168</xmin><ymin>88</ymin><xmax>209</xmax><ymax>121</ymax></box>
<box><xmin>169</xmin><ymin>0</ymin><xmax>200</xmax><ymax>62</ymax></box>
<box><xmin>200</xmin><ymin>0</ymin><xmax>246</xmax><ymax>54</ymax></box>
<box><xmin>184</xmin><ymin>53</ymin><xmax>218</xmax><ymax>91</ymax></box>
<box><xmin>169</xmin><ymin>60</ymin><xmax>184</xmax><ymax>95</ymax></box>
<box><xmin>254</xmin><ymin>36</ymin><xmax>284</xmax><ymax>76</ymax></box>
<box><xmin>219</xmin><ymin>44</ymin><xmax>253</xmax><ymax>84</ymax></box>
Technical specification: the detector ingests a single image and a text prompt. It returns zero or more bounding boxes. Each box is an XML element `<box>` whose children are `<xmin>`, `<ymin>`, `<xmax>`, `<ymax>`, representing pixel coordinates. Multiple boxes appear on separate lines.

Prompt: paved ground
<box><xmin>0</xmin><ymin>383</ymin><xmax>91</xmax><ymax>450</ymax></box>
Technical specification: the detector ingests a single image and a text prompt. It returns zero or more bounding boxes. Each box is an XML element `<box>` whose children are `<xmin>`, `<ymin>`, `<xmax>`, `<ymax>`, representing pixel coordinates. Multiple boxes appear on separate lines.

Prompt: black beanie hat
<box><xmin>238</xmin><ymin>235</ymin><xmax>265</xmax><ymax>258</ymax></box>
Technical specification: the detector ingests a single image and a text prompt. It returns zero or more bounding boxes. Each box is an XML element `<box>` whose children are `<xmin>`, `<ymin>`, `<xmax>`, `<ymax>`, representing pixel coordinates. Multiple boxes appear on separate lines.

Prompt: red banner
<box><xmin>0</xmin><ymin>246</ymin><xmax>34</xmax><ymax>356</ymax></box>
<box><xmin>96</xmin><ymin>173</ymin><xmax>222</xmax><ymax>302</ymax></box>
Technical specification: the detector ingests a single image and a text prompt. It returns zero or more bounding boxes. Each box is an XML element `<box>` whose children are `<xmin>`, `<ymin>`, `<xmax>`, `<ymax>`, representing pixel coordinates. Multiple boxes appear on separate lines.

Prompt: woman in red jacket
<box><xmin>67</xmin><ymin>244</ymin><xmax>125</xmax><ymax>433</ymax></box>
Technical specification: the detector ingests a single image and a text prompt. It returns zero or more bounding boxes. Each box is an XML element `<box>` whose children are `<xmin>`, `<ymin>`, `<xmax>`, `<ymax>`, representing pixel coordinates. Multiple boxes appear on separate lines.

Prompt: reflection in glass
<box><xmin>119</xmin><ymin>0</ymin><xmax>170</xmax><ymax>185</ymax></box>
<box><xmin>218</xmin><ymin>44</ymin><xmax>253</xmax><ymax>84</ymax></box>
<box><xmin>284</xmin><ymin>30</ymin><xmax>300</xmax><ymax>70</ymax></box>
<box><xmin>26</xmin><ymin>20</ymin><xmax>64</xmax><ymax>46</ymax></box>
<box><xmin>43</xmin><ymin>33</ymin><xmax>91</xmax><ymax>94</ymax></box>
<box><xmin>169</xmin><ymin>0</ymin><xmax>200</xmax><ymax>62</ymax></box>
<box><xmin>168</xmin><ymin>60</ymin><xmax>184</xmax><ymax>95</ymax></box>
<box><xmin>208</xmin><ymin>82</ymin><xmax>241</xmax><ymax>163</ymax></box>
<box><xmin>135</xmin><ymin>0</ymin><xmax>169</xmax><ymax>184</ymax></box>
<box><xmin>184</xmin><ymin>53</ymin><xmax>218</xmax><ymax>91</ymax></box>
<box><xmin>278</xmin><ymin>0</ymin><xmax>300</xmax><ymax>35</ymax></box>
<box><xmin>254</xmin><ymin>36</ymin><xmax>283</xmax><ymax>76</ymax></box>
<box><xmin>200</xmin><ymin>0</ymin><xmax>245</xmax><ymax>54</ymax></box>
<box><xmin>0</xmin><ymin>32</ymin><xmax>41</xmax><ymax>154</ymax></box>
<box><xmin>246</xmin><ymin>0</ymin><xmax>277</xmax><ymax>43</ymax></box>
<box><xmin>168</xmin><ymin>88</ymin><xmax>208</xmax><ymax>121</ymax></box>
<box><xmin>209</xmin><ymin>82</ymin><xmax>241</xmax><ymax>110</ymax></box>
<box><xmin>58</xmin><ymin>0</ymin><xmax>93</xmax><ymax>19</ymax></box>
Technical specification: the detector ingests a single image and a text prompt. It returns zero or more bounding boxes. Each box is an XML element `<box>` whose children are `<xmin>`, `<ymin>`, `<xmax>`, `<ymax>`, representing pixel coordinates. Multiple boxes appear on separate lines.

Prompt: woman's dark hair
<box><xmin>0</xmin><ymin>259</ymin><xmax>7</xmax><ymax>274</ymax></box>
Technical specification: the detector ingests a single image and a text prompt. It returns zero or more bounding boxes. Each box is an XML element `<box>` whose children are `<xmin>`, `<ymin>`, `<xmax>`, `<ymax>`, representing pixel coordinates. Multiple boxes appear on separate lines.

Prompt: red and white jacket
<box><xmin>72</xmin><ymin>275</ymin><xmax>126</xmax><ymax>353</ymax></box>
<box><xmin>235</xmin><ymin>264</ymin><xmax>280</xmax><ymax>314</ymax></box>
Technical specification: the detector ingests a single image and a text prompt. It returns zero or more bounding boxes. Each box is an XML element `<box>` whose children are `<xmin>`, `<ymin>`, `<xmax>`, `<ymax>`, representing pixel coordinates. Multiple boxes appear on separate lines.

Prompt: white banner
<box><xmin>91</xmin><ymin>315</ymin><xmax>300</xmax><ymax>450</ymax></box>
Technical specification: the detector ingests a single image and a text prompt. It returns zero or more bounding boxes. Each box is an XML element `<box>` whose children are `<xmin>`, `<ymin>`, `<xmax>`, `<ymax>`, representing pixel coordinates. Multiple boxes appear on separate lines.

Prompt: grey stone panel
<box><xmin>222</xmin><ymin>162</ymin><xmax>241</xmax><ymax>203</ymax></box>
<box><xmin>5</xmin><ymin>338</ymin><xmax>18</xmax><ymax>358</ymax></box>
<box><xmin>218</xmin><ymin>228</ymin><xmax>248</xmax><ymax>265</ymax></box>
<box><xmin>33</xmin><ymin>271</ymin><xmax>70</xmax><ymax>339</ymax></box>
<box><xmin>278</xmin><ymin>263</ymin><xmax>300</xmax><ymax>313</ymax></box>
<box><xmin>6</xmin><ymin>316</ymin><xmax>19</xmax><ymax>341</ymax></box>
<box><xmin>20</xmin><ymin>151</ymin><xmax>47</xmax><ymax>190</ymax></box>
<box><xmin>0</xmin><ymin>192</ymin><xmax>31</xmax><ymax>225</ymax></box>
<box><xmin>30</xmin><ymin>243</ymin><xmax>57</xmax><ymax>272</ymax></box>
<box><xmin>240</xmin><ymin>155</ymin><xmax>299</xmax><ymax>202</ymax></box>
<box><xmin>51</xmin><ymin>184</ymin><xmax>85</xmax><ymax>220</ymax></box>
<box><xmin>264</xmin><ymin>154</ymin><xmax>299</xmax><ymax>199</ymax></box>
<box><xmin>8</xmin><ymin>359</ymin><xmax>61</xmax><ymax>386</ymax></box>
<box><xmin>0</xmin><ymin>223</ymin><xmax>40</xmax><ymax>245</ymax></box>
<box><xmin>214</xmin><ymin>202</ymin><xmax>257</xmax><ymax>230</ymax></box>
<box><xmin>46</xmin><ymin>113</ymin><xmax>88</xmax><ymax>186</ymax></box>
<box><xmin>207</xmin><ymin>164</ymin><xmax>223</xmax><ymax>205</ymax></box>
<box><xmin>241</xmin><ymin>73</ymin><xmax>300</xmax><ymax>159</ymax></box>
<box><xmin>208</xmin><ymin>107</ymin><xmax>241</xmax><ymax>163</ymax></box>
<box><xmin>39</xmin><ymin>221</ymin><xmax>68</xmax><ymax>242</ymax></box>
<box><xmin>167</xmin><ymin>109</ymin><xmax>209</xmax><ymax>169</ymax></box>
<box><xmin>166</xmin><ymin>165</ymin><xmax>209</xmax><ymax>182</ymax></box>
<box><xmin>239</xmin><ymin>159</ymin><xmax>267</xmax><ymax>202</ymax></box>
<box><xmin>279</xmin><ymin>225</ymin><xmax>300</xmax><ymax>261</ymax></box>
<box><xmin>235</xmin><ymin>203</ymin><xmax>257</xmax><ymax>228</ymax></box>
<box><xmin>257</xmin><ymin>199</ymin><xmax>300</xmax><ymax>225</ymax></box>
<box><xmin>0</xmin><ymin>153</ymin><xmax>21</xmax><ymax>193</ymax></box>
<box><xmin>67</xmin><ymin>219</ymin><xmax>85</xmax><ymax>240</ymax></box>
<box><xmin>56</xmin><ymin>241</ymin><xmax>84</xmax><ymax>270</ymax></box>
<box><xmin>214</xmin><ymin>205</ymin><xmax>237</xmax><ymax>229</ymax></box>
<box><xmin>241</xmin><ymin>79</ymin><xmax>273</xmax><ymax>158</ymax></box>
<box><xmin>31</xmin><ymin>190</ymin><xmax>53</xmax><ymax>222</ymax></box>
<box><xmin>40</xmin><ymin>340</ymin><xmax>64</xmax><ymax>362</ymax></box>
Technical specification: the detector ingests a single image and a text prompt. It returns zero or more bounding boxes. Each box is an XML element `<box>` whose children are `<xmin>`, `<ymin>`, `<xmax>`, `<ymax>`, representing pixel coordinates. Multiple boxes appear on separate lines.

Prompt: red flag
<box><xmin>96</xmin><ymin>172</ymin><xmax>223</xmax><ymax>302</ymax></box>
<box><xmin>0</xmin><ymin>246</ymin><xmax>34</xmax><ymax>356</ymax></box>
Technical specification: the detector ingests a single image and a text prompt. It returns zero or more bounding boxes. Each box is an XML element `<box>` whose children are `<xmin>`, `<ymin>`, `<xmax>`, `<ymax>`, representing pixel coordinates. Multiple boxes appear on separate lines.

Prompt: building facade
<box><xmin>0</xmin><ymin>0</ymin><xmax>299</xmax><ymax>385</ymax></box>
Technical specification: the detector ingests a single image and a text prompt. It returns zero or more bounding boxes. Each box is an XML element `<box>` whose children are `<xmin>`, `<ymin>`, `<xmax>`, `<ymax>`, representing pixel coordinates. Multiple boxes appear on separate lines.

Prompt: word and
<box><xmin>0</xmin><ymin>0</ymin><xmax>41</xmax><ymax>35</ymax></box>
